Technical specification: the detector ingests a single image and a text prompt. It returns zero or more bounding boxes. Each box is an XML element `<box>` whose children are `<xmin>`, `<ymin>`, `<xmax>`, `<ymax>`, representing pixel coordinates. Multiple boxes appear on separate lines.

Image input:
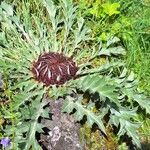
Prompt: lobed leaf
<box><xmin>110</xmin><ymin>108</ymin><xmax>141</xmax><ymax>148</ymax></box>
<box><xmin>78</xmin><ymin>75</ymin><xmax>120</xmax><ymax>106</ymax></box>
<box><xmin>62</xmin><ymin>96</ymin><xmax>107</xmax><ymax>134</ymax></box>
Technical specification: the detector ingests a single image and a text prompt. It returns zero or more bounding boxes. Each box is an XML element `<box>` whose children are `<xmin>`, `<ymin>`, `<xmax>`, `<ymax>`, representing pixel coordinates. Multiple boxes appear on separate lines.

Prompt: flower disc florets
<box><xmin>32</xmin><ymin>52</ymin><xmax>78</xmax><ymax>86</ymax></box>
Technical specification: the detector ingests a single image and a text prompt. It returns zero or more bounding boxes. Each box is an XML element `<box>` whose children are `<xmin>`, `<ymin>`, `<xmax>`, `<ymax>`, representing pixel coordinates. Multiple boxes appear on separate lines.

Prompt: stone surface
<box><xmin>39</xmin><ymin>99</ymin><xmax>83</xmax><ymax>150</ymax></box>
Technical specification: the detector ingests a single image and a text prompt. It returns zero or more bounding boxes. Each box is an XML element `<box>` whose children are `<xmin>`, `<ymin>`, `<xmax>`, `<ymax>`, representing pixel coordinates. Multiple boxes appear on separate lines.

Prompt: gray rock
<box><xmin>40</xmin><ymin>99</ymin><xmax>84</xmax><ymax>150</ymax></box>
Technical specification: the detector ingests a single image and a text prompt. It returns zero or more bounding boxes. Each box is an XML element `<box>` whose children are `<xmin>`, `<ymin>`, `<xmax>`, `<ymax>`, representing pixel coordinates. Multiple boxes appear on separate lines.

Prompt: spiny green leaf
<box><xmin>99</xmin><ymin>46</ymin><xmax>126</xmax><ymax>56</ymax></box>
<box><xmin>110</xmin><ymin>108</ymin><xmax>141</xmax><ymax>148</ymax></box>
<box><xmin>79</xmin><ymin>75</ymin><xmax>120</xmax><ymax>106</ymax></box>
<box><xmin>62</xmin><ymin>96</ymin><xmax>107</xmax><ymax>134</ymax></box>
<box><xmin>132</xmin><ymin>94</ymin><xmax>150</xmax><ymax>114</ymax></box>
<box><xmin>1</xmin><ymin>2</ymin><xmax>13</xmax><ymax>16</ymax></box>
<box><xmin>43</xmin><ymin>0</ymin><xmax>57</xmax><ymax>31</ymax></box>
<box><xmin>12</xmin><ymin>87</ymin><xmax>45</xmax><ymax>111</ymax></box>
<box><xmin>23</xmin><ymin>99</ymin><xmax>47</xmax><ymax>150</ymax></box>
<box><xmin>107</xmin><ymin>36</ymin><xmax>120</xmax><ymax>47</ymax></box>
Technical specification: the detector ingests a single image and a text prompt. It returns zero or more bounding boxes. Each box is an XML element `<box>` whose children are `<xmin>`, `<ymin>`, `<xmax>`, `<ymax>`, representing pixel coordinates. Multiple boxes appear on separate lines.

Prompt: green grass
<box><xmin>124</xmin><ymin>7</ymin><xmax>150</xmax><ymax>93</ymax></box>
<box><xmin>76</xmin><ymin>0</ymin><xmax>150</xmax><ymax>93</ymax></box>
<box><xmin>113</xmin><ymin>0</ymin><xmax>150</xmax><ymax>93</ymax></box>
<box><xmin>112</xmin><ymin>0</ymin><xmax>150</xmax><ymax>143</ymax></box>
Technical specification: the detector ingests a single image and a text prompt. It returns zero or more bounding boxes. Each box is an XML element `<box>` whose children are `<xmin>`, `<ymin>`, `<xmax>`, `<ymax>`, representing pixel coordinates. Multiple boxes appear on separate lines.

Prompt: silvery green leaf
<box><xmin>107</xmin><ymin>36</ymin><xmax>120</xmax><ymax>47</ymax></box>
<box><xmin>99</xmin><ymin>46</ymin><xmax>126</xmax><ymax>56</ymax></box>
<box><xmin>132</xmin><ymin>94</ymin><xmax>150</xmax><ymax>114</ymax></box>
<box><xmin>119</xmin><ymin>68</ymin><xmax>128</xmax><ymax>79</ymax></box>
<box><xmin>62</xmin><ymin>96</ymin><xmax>106</xmax><ymax>134</ymax></box>
<box><xmin>41</xmin><ymin>108</ymin><xmax>50</xmax><ymax>118</ymax></box>
<box><xmin>73</xmin><ymin>18</ymin><xmax>91</xmax><ymax>49</ymax></box>
<box><xmin>110</xmin><ymin>108</ymin><xmax>141</xmax><ymax>148</ymax></box>
<box><xmin>79</xmin><ymin>75</ymin><xmax>120</xmax><ymax>106</ymax></box>
<box><xmin>127</xmin><ymin>71</ymin><xmax>135</xmax><ymax>82</ymax></box>
<box><xmin>44</xmin><ymin>0</ymin><xmax>57</xmax><ymax>31</ymax></box>
<box><xmin>1</xmin><ymin>2</ymin><xmax>13</xmax><ymax>16</ymax></box>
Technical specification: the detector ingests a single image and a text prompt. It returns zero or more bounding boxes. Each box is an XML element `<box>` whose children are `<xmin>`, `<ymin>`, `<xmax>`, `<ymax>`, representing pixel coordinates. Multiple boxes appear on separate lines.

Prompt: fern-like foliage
<box><xmin>78</xmin><ymin>75</ymin><xmax>119</xmax><ymax>106</ymax></box>
<box><xmin>110</xmin><ymin>108</ymin><xmax>141</xmax><ymax>147</ymax></box>
<box><xmin>62</xmin><ymin>95</ymin><xmax>107</xmax><ymax>134</ymax></box>
<box><xmin>63</xmin><ymin>70</ymin><xmax>150</xmax><ymax>147</ymax></box>
<box><xmin>4</xmin><ymin>95</ymin><xmax>49</xmax><ymax>150</ymax></box>
<box><xmin>0</xmin><ymin>0</ymin><xmax>149</xmax><ymax>149</ymax></box>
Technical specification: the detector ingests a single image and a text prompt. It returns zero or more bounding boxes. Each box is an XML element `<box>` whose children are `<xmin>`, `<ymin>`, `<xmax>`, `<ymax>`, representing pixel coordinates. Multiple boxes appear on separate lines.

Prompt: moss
<box><xmin>80</xmin><ymin>124</ymin><xmax>118</xmax><ymax>150</ymax></box>
<box><xmin>90</xmin><ymin>56</ymin><xmax>107</xmax><ymax>67</ymax></box>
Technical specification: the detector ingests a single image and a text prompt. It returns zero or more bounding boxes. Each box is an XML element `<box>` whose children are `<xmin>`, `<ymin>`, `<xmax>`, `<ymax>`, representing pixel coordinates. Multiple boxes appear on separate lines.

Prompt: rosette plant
<box><xmin>0</xmin><ymin>0</ymin><xmax>150</xmax><ymax>149</ymax></box>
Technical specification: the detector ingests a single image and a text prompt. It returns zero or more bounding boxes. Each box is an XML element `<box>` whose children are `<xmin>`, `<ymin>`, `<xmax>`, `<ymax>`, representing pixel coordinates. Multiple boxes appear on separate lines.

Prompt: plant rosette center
<box><xmin>31</xmin><ymin>52</ymin><xmax>78</xmax><ymax>86</ymax></box>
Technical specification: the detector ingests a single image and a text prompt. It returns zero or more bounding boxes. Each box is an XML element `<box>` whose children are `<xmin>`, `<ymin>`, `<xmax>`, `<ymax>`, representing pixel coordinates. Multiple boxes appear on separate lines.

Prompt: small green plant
<box><xmin>75</xmin><ymin>0</ymin><xmax>122</xmax><ymax>41</ymax></box>
<box><xmin>89</xmin><ymin>1</ymin><xmax>120</xmax><ymax>17</ymax></box>
<box><xmin>0</xmin><ymin>0</ymin><xmax>150</xmax><ymax>149</ymax></box>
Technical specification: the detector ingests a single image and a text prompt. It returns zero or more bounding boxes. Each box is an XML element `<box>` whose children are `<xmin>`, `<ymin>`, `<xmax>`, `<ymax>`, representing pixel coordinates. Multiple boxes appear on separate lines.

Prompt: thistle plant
<box><xmin>0</xmin><ymin>0</ymin><xmax>150</xmax><ymax>149</ymax></box>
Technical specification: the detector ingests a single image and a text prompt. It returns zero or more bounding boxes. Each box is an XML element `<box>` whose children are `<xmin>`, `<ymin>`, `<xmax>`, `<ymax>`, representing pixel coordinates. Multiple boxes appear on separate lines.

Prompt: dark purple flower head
<box><xmin>31</xmin><ymin>52</ymin><xmax>78</xmax><ymax>86</ymax></box>
<box><xmin>0</xmin><ymin>137</ymin><xmax>11</xmax><ymax>148</ymax></box>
